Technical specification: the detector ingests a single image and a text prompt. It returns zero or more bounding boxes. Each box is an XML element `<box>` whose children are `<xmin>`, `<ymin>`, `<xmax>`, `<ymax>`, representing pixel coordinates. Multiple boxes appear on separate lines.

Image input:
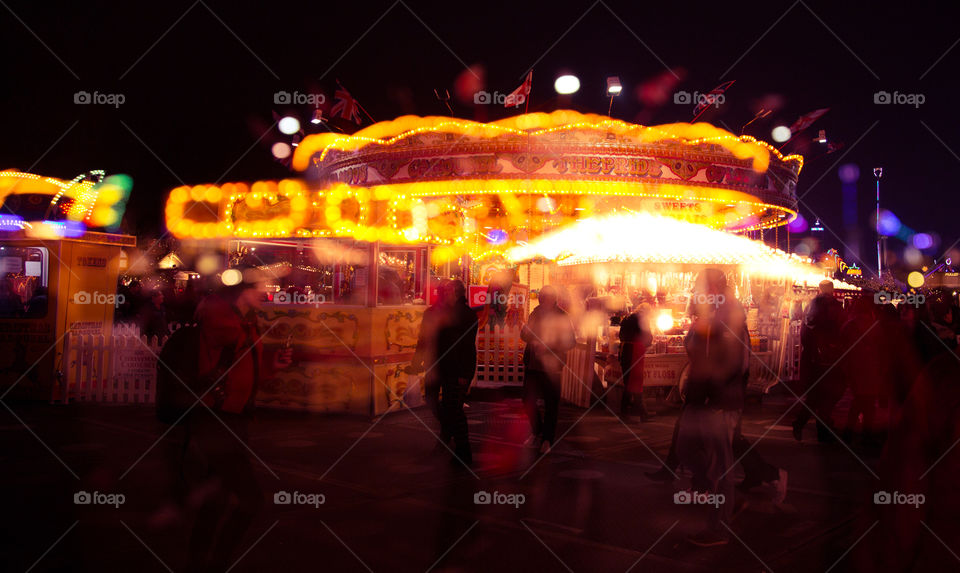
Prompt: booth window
<box><xmin>0</xmin><ymin>245</ymin><xmax>49</xmax><ymax>318</ymax></box>
<box><xmin>232</xmin><ymin>240</ymin><xmax>370</xmax><ymax>305</ymax></box>
<box><xmin>378</xmin><ymin>248</ymin><xmax>423</xmax><ymax>305</ymax></box>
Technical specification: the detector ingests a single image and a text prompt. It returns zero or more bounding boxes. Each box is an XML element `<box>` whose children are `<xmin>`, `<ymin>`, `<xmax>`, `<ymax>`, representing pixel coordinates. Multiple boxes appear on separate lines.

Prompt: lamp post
<box><xmin>874</xmin><ymin>167</ymin><xmax>883</xmax><ymax>275</ymax></box>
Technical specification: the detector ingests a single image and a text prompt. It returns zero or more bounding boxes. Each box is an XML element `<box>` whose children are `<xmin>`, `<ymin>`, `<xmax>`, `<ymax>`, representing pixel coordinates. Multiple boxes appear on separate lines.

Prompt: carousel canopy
<box><xmin>165</xmin><ymin>111</ymin><xmax>802</xmax><ymax>262</ymax></box>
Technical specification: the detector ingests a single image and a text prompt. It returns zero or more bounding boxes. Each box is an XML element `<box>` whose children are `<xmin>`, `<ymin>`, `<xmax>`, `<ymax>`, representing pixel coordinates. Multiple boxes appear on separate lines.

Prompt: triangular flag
<box><xmin>790</xmin><ymin>108</ymin><xmax>829</xmax><ymax>134</ymax></box>
<box><xmin>692</xmin><ymin>80</ymin><xmax>735</xmax><ymax>118</ymax></box>
<box><xmin>506</xmin><ymin>71</ymin><xmax>532</xmax><ymax>108</ymax></box>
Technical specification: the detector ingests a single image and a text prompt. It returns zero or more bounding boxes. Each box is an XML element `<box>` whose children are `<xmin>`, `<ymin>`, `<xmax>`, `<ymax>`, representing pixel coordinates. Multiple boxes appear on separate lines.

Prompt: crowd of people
<box><xmin>143</xmin><ymin>265</ymin><xmax>960</xmax><ymax>568</ymax></box>
<box><xmin>410</xmin><ymin>270</ymin><xmax>960</xmax><ymax>554</ymax></box>
<box><xmin>792</xmin><ymin>280</ymin><xmax>960</xmax><ymax>446</ymax></box>
<box><xmin>116</xmin><ymin>277</ymin><xmax>203</xmax><ymax>338</ymax></box>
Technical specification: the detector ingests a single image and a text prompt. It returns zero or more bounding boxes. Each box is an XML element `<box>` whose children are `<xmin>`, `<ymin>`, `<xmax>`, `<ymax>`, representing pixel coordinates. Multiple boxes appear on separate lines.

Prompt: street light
<box><xmin>606</xmin><ymin>76</ymin><xmax>622</xmax><ymax>96</ymax></box>
<box><xmin>606</xmin><ymin>76</ymin><xmax>622</xmax><ymax>116</ymax></box>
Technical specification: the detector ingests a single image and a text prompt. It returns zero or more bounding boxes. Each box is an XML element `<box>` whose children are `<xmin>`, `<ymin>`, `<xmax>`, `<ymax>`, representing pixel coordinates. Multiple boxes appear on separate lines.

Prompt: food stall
<box><xmin>0</xmin><ymin>170</ymin><xmax>135</xmax><ymax>401</ymax></box>
<box><xmin>504</xmin><ymin>210</ymin><xmax>858</xmax><ymax>406</ymax></box>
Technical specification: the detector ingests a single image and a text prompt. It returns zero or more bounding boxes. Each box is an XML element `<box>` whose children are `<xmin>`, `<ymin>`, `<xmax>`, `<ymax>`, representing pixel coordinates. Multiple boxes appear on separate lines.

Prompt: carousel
<box><xmin>164</xmin><ymin>110</ymin><xmax>849</xmax><ymax>414</ymax></box>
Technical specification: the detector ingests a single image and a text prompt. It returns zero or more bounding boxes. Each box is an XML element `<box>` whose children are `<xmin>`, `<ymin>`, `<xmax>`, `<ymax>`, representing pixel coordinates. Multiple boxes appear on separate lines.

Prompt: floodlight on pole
<box><xmin>606</xmin><ymin>76</ymin><xmax>622</xmax><ymax>115</ymax></box>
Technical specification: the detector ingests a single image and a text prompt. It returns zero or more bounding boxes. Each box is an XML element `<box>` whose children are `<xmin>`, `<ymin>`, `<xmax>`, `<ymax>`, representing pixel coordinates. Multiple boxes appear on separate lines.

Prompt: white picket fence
<box><xmin>472</xmin><ymin>323</ymin><xmax>525</xmax><ymax>388</ymax></box>
<box><xmin>560</xmin><ymin>343</ymin><xmax>594</xmax><ymax>408</ymax></box>
<box><xmin>59</xmin><ymin>323</ymin><xmax>190</xmax><ymax>404</ymax></box>
<box><xmin>62</xmin><ymin>320</ymin><xmax>526</xmax><ymax>401</ymax></box>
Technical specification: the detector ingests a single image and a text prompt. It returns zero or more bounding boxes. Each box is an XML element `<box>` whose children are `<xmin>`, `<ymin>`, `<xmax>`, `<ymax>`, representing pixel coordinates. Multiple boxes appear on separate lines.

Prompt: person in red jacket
<box><xmin>185</xmin><ymin>272</ymin><xmax>291</xmax><ymax>572</ymax></box>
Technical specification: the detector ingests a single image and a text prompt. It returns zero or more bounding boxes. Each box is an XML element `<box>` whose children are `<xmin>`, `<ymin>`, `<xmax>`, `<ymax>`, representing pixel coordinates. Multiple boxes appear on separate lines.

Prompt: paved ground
<box><xmin>1</xmin><ymin>388</ymin><xmax>887</xmax><ymax>572</ymax></box>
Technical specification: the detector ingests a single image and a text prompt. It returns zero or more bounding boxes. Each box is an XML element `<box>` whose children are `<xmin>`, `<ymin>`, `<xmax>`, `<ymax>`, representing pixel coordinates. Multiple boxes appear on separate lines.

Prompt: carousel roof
<box><xmin>165</xmin><ymin>111</ymin><xmax>805</xmax><ymax>262</ymax></box>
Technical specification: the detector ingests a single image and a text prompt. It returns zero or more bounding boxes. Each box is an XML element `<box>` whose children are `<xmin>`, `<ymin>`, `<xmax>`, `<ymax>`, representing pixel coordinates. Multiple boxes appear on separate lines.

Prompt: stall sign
<box><xmin>69</xmin><ymin>321</ymin><xmax>104</xmax><ymax>336</ymax></box>
<box><xmin>115</xmin><ymin>346</ymin><xmax>158</xmax><ymax>382</ymax></box>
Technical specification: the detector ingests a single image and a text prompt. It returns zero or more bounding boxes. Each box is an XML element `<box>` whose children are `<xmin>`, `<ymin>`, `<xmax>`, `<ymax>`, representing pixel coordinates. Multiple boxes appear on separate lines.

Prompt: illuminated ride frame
<box><xmin>0</xmin><ymin>171</ymin><xmax>135</xmax><ymax>401</ymax></box>
<box><xmin>165</xmin><ymin>110</ymin><xmax>808</xmax><ymax>414</ymax></box>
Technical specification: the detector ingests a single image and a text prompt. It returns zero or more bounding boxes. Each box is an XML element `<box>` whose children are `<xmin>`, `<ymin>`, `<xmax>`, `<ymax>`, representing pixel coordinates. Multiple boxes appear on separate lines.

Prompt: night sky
<box><xmin>2</xmin><ymin>0</ymin><xmax>957</xmax><ymax>275</ymax></box>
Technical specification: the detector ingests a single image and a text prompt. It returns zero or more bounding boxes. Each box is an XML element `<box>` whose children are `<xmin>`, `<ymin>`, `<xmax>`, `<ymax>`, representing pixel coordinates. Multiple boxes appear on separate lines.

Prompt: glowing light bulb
<box><xmin>554</xmin><ymin>75</ymin><xmax>580</xmax><ymax>95</ymax></box>
<box><xmin>271</xmin><ymin>142</ymin><xmax>292</xmax><ymax>159</ymax></box>
<box><xmin>907</xmin><ymin>271</ymin><xmax>924</xmax><ymax>288</ymax></box>
<box><xmin>771</xmin><ymin>126</ymin><xmax>791</xmax><ymax>143</ymax></box>
<box><xmin>278</xmin><ymin>116</ymin><xmax>300</xmax><ymax>135</ymax></box>
<box><xmin>656</xmin><ymin>312</ymin><xmax>673</xmax><ymax>332</ymax></box>
<box><xmin>221</xmin><ymin>269</ymin><xmax>242</xmax><ymax>286</ymax></box>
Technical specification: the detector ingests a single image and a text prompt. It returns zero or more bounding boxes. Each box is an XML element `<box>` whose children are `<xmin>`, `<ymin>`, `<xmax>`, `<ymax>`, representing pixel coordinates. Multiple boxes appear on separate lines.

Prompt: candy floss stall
<box><xmin>166</xmin><ymin>110</ymin><xmax>825</xmax><ymax>414</ymax></box>
<box><xmin>506</xmin><ymin>213</ymin><xmax>857</xmax><ymax>407</ymax></box>
<box><xmin>0</xmin><ymin>170</ymin><xmax>134</xmax><ymax>401</ymax></box>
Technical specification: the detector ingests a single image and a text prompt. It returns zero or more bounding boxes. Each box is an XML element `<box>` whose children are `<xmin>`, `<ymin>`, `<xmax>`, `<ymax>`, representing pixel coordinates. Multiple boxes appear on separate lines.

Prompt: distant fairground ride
<box><xmin>166</xmin><ymin>111</ymin><xmax>801</xmax><ymax>262</ymax></box>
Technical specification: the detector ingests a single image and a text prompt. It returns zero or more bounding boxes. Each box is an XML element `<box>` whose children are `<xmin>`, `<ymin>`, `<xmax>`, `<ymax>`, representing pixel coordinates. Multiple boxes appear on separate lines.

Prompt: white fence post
<box><xmin>472</xmin><ymin>323</ymin><xmax>525</xmax><ymax>389</ymax></box>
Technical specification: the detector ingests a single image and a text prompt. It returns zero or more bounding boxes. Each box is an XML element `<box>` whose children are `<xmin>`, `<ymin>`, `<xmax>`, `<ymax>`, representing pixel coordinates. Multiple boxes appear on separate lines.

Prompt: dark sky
<box><xmin>2</xmin><ymin>0</ymin><xmax>957</xmax><ymax>275</ymax></box>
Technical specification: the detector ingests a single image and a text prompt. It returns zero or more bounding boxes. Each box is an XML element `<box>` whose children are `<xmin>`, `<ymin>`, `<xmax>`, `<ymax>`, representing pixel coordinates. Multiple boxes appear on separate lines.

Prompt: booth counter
<box><xmin>256</xmin><ymin>303</ymin><xmax>425</xmax><ymax>415</ymax></box>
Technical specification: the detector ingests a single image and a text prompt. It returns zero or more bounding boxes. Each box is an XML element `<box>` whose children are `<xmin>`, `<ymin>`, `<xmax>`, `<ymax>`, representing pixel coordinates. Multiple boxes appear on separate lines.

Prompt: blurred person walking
<box><xmin>839</xmin><ymin>297</ymin><xmax>882</xmax><ymax>444</ymax></box>
<box><xmin>156</xmin><ymin>270</ymin><xmax>292</xmax><ymax>572</ymax></box>
<box><xmin>877</xmin><ymin>302</ymin><xmax>922</xmax><ymax>426</ymax></box>
<box><xmin>521</xmin><ymin>285</ymin><xmax>576</xmax><ymax>454</ymax></box>
<box><xmin>440</xmin><ymin>280</ymin><xmax>480</xmax><ymax>466</ymax></box>
<box><xmin>646</xmin><ymin>320</ymin><xmax>788</xmax><ymax>504</ymax></box>
<box><xmin>410</xmin><ymin>280</ymin><xmax>452</xmax><ymax>448</ymax></box>
<box><xmin>412</xmin><ymin>280</ymin><xmax>478</xmax><ymax>465</ymax></box>
<box><xmin>792</xmin><ymin>280</ymin><xmax>845</xmax><ymax>443</ymax></box>
<box><xmin>674</xmin><ymin>269</ymin><xmax>749</xmax><ymax>546</ymax></box>
<box><xmin>618</xmin><ymin>304</ymin><xmax>655</xmax><ymax>422</ymax></box>
<box><xmin>862</xmin><ymin>350</ymin><xmax>960</xmax><ymax>571</ymax></box>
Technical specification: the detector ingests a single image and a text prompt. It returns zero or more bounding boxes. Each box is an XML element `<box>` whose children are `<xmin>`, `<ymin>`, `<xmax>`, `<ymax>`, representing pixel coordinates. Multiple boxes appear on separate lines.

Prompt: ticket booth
<box><xmin>0</xmin><ymin>231</ymin><xmax>135</xmax><ymax>401</ymax></box>
<box><xmin>0</xmin><ymin>170</ymin><xmax>135</xmax><ymax>401</ymax></box>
